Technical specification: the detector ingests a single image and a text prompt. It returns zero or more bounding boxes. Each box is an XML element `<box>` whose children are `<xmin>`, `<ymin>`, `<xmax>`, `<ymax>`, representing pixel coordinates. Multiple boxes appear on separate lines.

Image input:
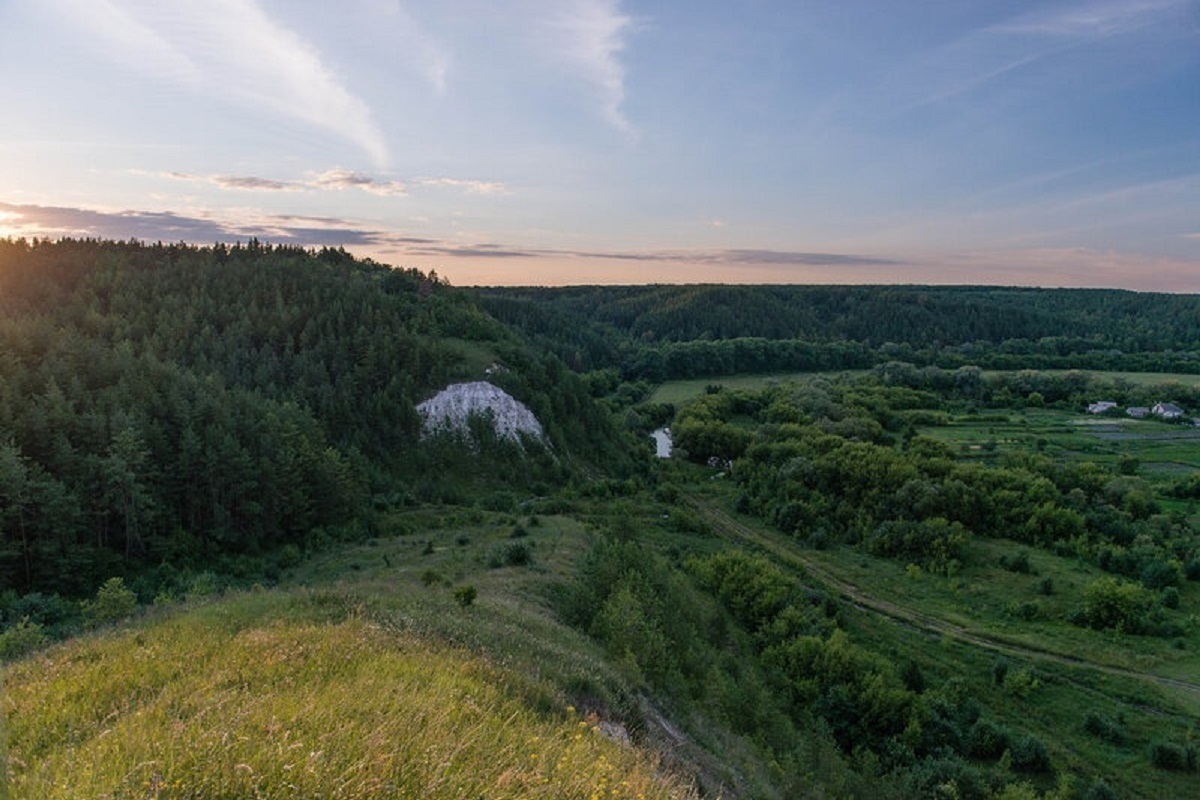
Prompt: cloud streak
<box><xmin>546</xmin><ymin>0</ymin><xmax>636</xmax><ymax>136</ymax></box>
<box><xmin>414</xmin><ymin>177</ymin><xmax>508</xmax><ymax>195</ymax></box>
<box><xmin>889</xmin><ymin>0</ymin><xmax>1195</xmax><ymax>112</ymax></box>
<box><xmin>48</xmin><ymin>0</ymin><xmax>389</xmax><ymax>165</ymax></box>
<box><xmin>385</xmin><ymin>2</ymin><xmax>451</xmax><ymax>93</ymax></box>
<box><xmin>406</xmin><ymin>242</ymin><xmax>900</xmax><ymax>267</ymax></box>
<box><xmin>311</xmin><ymin>169</ymin><xmax>407</xmax><ymax>196</ymax></box>
<box><xmin>154</xmin><ymin>169</ymin><xmax>507</xmax><ymax>197</ymax></box>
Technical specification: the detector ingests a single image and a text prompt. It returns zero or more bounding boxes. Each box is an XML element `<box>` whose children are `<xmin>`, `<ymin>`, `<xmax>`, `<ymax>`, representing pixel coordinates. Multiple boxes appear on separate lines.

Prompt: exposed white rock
<box><xmin>652</xmin><ymin>427</ymin><xmax>672</xmax><ymax>458</ymax></box>
<box><xmin>417</xmin><ymin>381</ymin><xmax>545</xmax><ymax>442</ymax></box>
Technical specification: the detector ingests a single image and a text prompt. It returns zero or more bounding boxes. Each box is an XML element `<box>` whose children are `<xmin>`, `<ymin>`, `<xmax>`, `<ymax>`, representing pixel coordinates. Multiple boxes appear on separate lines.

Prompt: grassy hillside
<box><xmin>2</xmin><ymin>530</ymin><xmax>697</xmax><ymax>799</ymax></box>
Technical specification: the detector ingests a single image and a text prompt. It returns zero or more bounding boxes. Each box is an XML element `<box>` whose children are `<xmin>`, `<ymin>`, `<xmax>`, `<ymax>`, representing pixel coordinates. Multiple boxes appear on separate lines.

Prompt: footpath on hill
<box><xmin>688</xmin><ymin>496</ymin><xmax>1200</xmax><ymax>703</ymax></box>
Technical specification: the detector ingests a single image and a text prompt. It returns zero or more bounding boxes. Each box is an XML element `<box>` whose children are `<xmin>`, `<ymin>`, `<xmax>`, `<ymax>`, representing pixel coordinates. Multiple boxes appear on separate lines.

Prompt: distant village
<box><xmin>1086</xmin><ymin>399</ymin><xmax>1194</xmax><ymax>423</ymax></box>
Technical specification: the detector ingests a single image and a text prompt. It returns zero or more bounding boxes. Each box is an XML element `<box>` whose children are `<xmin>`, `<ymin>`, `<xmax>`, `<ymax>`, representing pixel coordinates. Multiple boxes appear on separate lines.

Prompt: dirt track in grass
<box><xmin>688</xmin><ymin>496</ymin><xmax>1200</xmax><ymax>703</ymax></box>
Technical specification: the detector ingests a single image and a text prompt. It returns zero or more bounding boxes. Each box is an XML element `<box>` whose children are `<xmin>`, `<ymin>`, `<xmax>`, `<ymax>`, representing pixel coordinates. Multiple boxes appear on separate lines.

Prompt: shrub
<box><xmin>1037</xmin><ymin>577</ymin><xmax>1054</xmax><ymax>596</ymax></box>
<box><xmin>1161</xmin><ymin>586</ymin><xmax>1181</xmax><ymax>610</ymax></box>
<box><xmin>488</xmin><ymin>541</ymin><xmax>532</xmax><ymax>568</ymax></box>
<box><xmin>1148</xmin><ymin>740</ymin><xmax>1195</xmax><ymax>771</ymax></box>
<box><xmin>84</xmin><ymin>577</ymin><xmax>137</xmax><ymax>627</ymax></box>
<box><xmin>900</xmin><ymin>660</ymin><xmax>926</xmax><ymax>693</ymax></box>
<box><xmin>992</xmin><ymin>659</ymin><xmax>1009</xmax><ymax>686</ymax></box>
<box><xmin>1075</xmin><ymin>577</ymin><xmax>1154</xmax><ymax>634</ymax></box>
<box><xmin>1084</xmin><ymin>779</ymin><xmax>1117</xmax><ymax>800</ymax></box>
<box><xmin>0</xmin><ymin>617</ymin><xmax>48</xmax><ymax>659</ymax></box>
<box><xmin>866</xmin><ymin>518</ymin><xmax>968</xmax><ymax>575</ymax></box>
<box><xmin>1082</xmin><ymin>712</ymin><xmax>1127</xmax><ymax>745</ymax></box>
<box><xmin>1005</xmin><ymin>601</ymin><xmax>1040</xmax><ymax>621</ymax></box>
<box><xmin>1140</xmin><ymin>559</ymin><xmax>1182</xmax><ymax>590</ymax></box>
<box><xmin>453</xmin><ymin>585</ymin><xmax>477</xmax><ymax>608</ymax></box>
<box><xmin>185</xmin><ymin>572</ymin><xmax>222</xmax><ymax>600</ymax></box>
<box><xmin>3</xmin><ymin>591</ymin><xmax>76</xmax><ymax>632</ymax></box>
<box><xmin>967</xmin><ymin>719</ymin><xmax>1010</xmax><ymax>759</ymax></box>
<box><xmin>1000</xmin><ymin>551</ymin><xmax>1033</xmax><ymax>574</ymax></box>
<box><xmin>1008</xmin><ymin>734</ymin><xmax>1052</xmax><ymax>773</ymax></box>
<box><xmin>1003</xmin><ymin>667</ymin><xmax>1040</xmax><ymax>698</ymax></box>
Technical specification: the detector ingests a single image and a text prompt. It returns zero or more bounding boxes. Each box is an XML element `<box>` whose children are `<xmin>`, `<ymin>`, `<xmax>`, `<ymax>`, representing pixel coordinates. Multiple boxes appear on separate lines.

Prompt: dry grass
<box><xmin>3</xmin><ymin>591</ymin><xmax>696</xmax><ymax>800</ymax></box>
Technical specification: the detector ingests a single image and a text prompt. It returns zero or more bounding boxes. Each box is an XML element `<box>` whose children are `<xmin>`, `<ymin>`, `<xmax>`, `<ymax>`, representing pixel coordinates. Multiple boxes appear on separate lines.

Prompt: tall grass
<box><xmin>3</xmin><ymin>592</ymin><xmax>696</xmax><ymax>800</ymax></box>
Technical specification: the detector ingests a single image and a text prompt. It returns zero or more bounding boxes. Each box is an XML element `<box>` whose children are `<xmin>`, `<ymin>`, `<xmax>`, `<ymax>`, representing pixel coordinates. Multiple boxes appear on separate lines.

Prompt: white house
<box><xmin>1152</xmin><ymin>402</ymin><xmax>1185</xmax><ymax>419</ymax></box>
<box><xmin>1087</xmin><ymin>401</ymin><xmax>1118</xmax><ymax>414</ymax></box>
<box><xmin>1127</xmin><ymin>406</ymin><xmax>1149</xmax><ymax>419</ymax></box>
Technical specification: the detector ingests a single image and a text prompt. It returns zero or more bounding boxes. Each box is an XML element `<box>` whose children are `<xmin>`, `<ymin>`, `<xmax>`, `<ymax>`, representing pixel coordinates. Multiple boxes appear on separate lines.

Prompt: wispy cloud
<box><xmin>311</xmin><ymin>169</ymin><xmax>407</xmax><ymax>196</ymax></box>
<box><xmin>994</xmin><ymin>0</ymin><xmax>1192</xmax><ymax>38</ymax></box>
<box><xmin>386</xmin><ymin>3</ymin><xmax>451</xmax><ymax>93</ymax></box>
<box><xmin>151</xmin><ymin>169</ymin><xmax>505</xmax><ymax>197</ymax></box>
<box><xmin>414</xmin><ymin>177</ymin><xmax>508</xmax><ymax>195</ymax></box>
<box><xmin>406</xmin><ymin>242</ymin><xmax>899</xmax><ymax>267</ymax></box>
<box><xmin>209</xmin><ymin>175</ymin><xmax>301</xmax><ymax>192</ymax></box>
<box><xmin>890</xmin><ymin>0</ymin><xmax>1195</xmax><ymax>112</ymax></box>
<box><xmin>545</xmin><ymin>0</ymin><xmax>636</xmax><ymax>136</ymax></box>
<box><xmin>48</xmin><ymin>0</ymin><xmax>389</xmax><ymax>165</ymax></box>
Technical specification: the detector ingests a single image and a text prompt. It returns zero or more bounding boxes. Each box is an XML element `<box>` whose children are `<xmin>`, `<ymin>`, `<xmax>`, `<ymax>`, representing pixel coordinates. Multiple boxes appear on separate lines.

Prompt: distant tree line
<box><xmin>477</xmin><ymin>285</ymin><xmax>1200</xmax><ymax>381</ymax></box>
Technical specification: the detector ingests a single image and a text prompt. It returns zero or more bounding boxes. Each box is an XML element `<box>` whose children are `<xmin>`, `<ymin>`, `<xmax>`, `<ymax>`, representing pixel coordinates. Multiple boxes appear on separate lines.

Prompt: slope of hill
<box><xmin>3</xmin><ymin>586</ymin><xmax>696</xmax><ymax>799</ymax></box>
<box><xmin>0</xmin><ymin>238</ymin><xmax>636</xmax><ymax>600</ymax></box>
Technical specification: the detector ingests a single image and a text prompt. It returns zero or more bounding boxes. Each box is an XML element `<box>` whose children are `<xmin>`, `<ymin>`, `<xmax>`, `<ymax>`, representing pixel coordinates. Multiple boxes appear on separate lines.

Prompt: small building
<box><xmin>1152</xmin><ymin>402</ymin><xmax>1185</xmax><ymax>419</ymax></box>
<box><xmin>1087</xmin><ymin>401</ymin><xmax>1118</xmax><ymax>414</ymax></box>
<box><xmin>1127</xmin><ymin>406</ymin><xmax>1149</xmax><ymax>419</ymax></box>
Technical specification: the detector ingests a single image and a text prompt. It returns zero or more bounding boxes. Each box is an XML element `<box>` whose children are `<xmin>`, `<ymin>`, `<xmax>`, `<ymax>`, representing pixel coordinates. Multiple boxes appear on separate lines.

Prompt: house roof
<box><xmin>1153</xmin><ymin>402</ymin><xmax>1184</xmax><ymax>415</ymax></box>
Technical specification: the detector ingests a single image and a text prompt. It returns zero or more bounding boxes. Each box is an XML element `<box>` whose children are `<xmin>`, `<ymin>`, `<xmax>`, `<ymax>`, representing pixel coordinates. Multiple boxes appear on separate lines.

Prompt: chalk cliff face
<box><xmin>416</xmin><ymin>381</ymin><xmax>545</xmax><ymax>442</ymax></box>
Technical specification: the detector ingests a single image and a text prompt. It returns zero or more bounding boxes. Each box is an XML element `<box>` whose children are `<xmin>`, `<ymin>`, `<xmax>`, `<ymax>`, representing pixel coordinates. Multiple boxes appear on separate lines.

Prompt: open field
<box><xmin>649</xmin><ymin>371</ymin><xmax>865</xmax><ymax>405</ymax></box>
<box><xmin>985</xmin><ymin>369</ymin><xmax>1200</xmax><ymax>387</ymax></box>
<box><xmin>916</xmin><ymin>408</ymin><xmax>1200</xmax><ymax>486</ymax></box>
<box><xmin>652</xmin><ymin>369</ymin><xmax>1200</xmax><ymax>407</ymax></box>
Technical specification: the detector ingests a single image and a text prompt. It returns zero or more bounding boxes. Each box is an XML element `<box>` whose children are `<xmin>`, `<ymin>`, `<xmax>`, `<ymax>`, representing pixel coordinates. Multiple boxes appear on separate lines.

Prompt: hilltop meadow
<box><xmin>2</xmin><ymin>240</ymin><xmax>1199</xmax><ymax>799</ymax></box>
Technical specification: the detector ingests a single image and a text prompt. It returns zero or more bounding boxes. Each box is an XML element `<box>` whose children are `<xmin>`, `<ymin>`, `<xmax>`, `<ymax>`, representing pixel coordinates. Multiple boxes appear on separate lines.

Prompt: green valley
<box><xmin>3</xmin><ymin>241</ymin><xmax>1199</xmax><ymax>799</ymax></box>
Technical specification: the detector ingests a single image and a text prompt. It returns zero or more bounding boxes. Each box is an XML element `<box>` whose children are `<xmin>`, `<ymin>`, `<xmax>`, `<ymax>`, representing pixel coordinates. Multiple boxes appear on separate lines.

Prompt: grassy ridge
<box><xmin>3</xmin><ymin>587</ymin><xmax>695</xmax><ymax>799</ymax></box>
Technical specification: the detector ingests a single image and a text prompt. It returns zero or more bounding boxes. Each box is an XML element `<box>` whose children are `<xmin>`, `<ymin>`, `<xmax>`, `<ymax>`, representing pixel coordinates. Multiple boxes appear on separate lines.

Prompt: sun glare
<box><xmin>0</xmin><ymin>210</ymin><xmax>21</xmax><ymax>238</ymax></box>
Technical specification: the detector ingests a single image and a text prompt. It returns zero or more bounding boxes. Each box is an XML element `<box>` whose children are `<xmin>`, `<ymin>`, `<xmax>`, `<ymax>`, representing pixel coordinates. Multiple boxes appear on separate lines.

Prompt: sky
<box><xmin>1</xmin><ymin>0</ymin><xmax>1198</xmax><ymax>289</ymax></box>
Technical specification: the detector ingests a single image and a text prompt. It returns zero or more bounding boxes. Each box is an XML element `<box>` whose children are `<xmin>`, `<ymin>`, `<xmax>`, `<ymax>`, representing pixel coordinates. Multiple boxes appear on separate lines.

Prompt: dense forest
<box><xmin>477</xmin><ymin>285</ymin><xmax>1200</xmax><ymax>379</ymax></box>
<box><xmin>0</xmin><ymin>238</ymin><xmax>628</xmax><ymax>600</ymax></box>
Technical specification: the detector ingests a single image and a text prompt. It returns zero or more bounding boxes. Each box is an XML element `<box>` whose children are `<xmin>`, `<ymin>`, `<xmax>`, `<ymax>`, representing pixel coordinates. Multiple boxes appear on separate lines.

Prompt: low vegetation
<box><xmin>4</xmin><ymin>588</ymin><xmax>695</xmax><ymax>799</ymax></box>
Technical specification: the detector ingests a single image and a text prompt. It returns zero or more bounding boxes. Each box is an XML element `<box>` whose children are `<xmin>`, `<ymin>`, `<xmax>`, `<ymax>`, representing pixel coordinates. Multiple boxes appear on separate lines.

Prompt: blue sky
<box><xmin>1</xmin><ymin>0</ymin><xmax>1197</xmax><ymax>288</ymax></box>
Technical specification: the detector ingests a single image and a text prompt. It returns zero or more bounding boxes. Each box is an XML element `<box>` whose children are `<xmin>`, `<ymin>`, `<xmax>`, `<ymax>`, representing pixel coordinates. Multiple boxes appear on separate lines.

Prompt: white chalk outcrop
<box><xmin>417</xmin><ymin>381</ymin><xmax>545</xmax><ymax>442</ymax></box>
